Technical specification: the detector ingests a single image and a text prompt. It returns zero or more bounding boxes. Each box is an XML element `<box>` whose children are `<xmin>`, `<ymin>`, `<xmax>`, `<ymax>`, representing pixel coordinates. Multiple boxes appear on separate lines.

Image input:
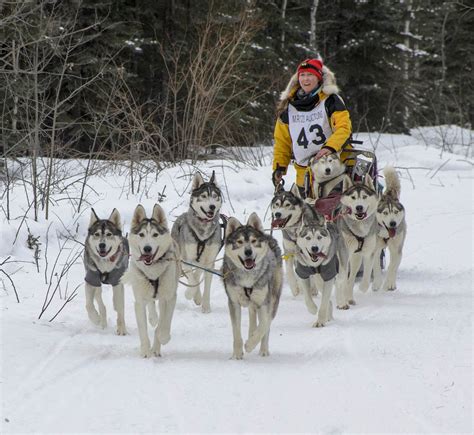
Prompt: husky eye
<box><xmin>362</xmin><ymin>195</ymin><xmax>367</xmax><ymax>199</ymax></box>
<box><xmin>250</xmin><ymin>238</ymin><xmax>257</xmax><ymax>244</ymax></box>
<box><xmin>152</xmin><ymin>233</ymin><xmax>159</xmax><ymax>237</ymax></box>
<box><xmin>94</xmin><ymin>232</ymin><xmax>100</xmax><ymax>237</ymax></box>
<box><xmin>351</xmin><ymin>195</ymin><xmax>356</xmax><ymax>200</ymax></box>
<box><xmin>236</xmin><ymin>240</ymin><xmax>243</xmax><ymax>246</ymax></box>
<box><xmin>305</xmin><ymin>236</ymin><xmax>311</xmax><ymax>240</ymax></box>
<box><xmin>394</xmin><ymin>210</ymin><xmax>399</xmax><ymax>214</ymax></box>
<box><xmin>105</xmin><ymin>232</ymin><xmax>112</xmax><ymax>237</ymax></box>
<box><xmin>139</xmin><ymin>232</ymin><xmax>145</xmax><ymax>238</ymax></box>
<box><xmin>317</xmin><ymin>235</ymin><xmax>322</xmax><ymax>240</ymax></box>
<box><xmin>383</xmin><ymin>211</ymin><xmax>388</xmax><ymax>216</ymax></box>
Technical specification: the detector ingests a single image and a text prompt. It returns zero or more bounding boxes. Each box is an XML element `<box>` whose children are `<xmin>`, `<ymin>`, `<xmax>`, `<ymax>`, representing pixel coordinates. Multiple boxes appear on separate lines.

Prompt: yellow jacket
<box><xmin>273</xmin><ymin>78</ymin><xmax>352</xmax><ymax>187</ymax></box>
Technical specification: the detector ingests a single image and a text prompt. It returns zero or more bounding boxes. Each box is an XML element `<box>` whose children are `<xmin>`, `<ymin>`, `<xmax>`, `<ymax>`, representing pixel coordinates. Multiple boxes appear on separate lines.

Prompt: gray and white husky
<box><xmin>294</xmin><ymin>212</ymin><xmax>347</xmax><ymax>327</ymax></box>
<box><xmin>84</xmin><ymin>208</ymin><xmax>129</xmax><ymax>335</ymax></box>
<box><xmin>122</xmin><ymin>204</ymin><xmax>180</xmax><ymax>358</ymax></box>
<box><xmin>309</xmin><ymin>153</ymin><xmax>346</xmax><ymax>200</ymax></box>
<box><xmin>271</xmin><ymin>184</ymin><xmax>317</xmax><ymax>296</ymax></box>
<box><xmin>373</xmin><ymin>166</ymin><xmax>406</xmax><ymax>291</ymax></box>
<box><xmin>222</xmin><ymin>213</ymin><xmax>282</xmax><ymax>359</ymax></box>
<box><xmin>171</xmin><ymin>171</ymin><xmax>223</xmax><ymax>313</ymax></box>
<box><xmin>336</xmin><ymin>175</ymin><xmax>378</xmax><ymax>309</ymax></box>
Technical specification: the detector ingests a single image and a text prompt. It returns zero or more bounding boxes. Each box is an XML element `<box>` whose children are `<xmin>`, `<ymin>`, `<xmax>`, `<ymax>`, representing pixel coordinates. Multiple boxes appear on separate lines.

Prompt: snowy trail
<box><xmin>1</xmin><ymin>135</ymin><xmax>472</xmax><ymax>433</ymax></box>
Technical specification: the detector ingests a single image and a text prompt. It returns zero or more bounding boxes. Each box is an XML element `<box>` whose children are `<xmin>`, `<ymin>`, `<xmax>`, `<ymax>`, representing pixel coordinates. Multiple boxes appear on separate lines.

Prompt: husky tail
<box><xmin>383</xmin><ymin>166</ymin><xmax>401</xmax><ymax>199</ymax></box>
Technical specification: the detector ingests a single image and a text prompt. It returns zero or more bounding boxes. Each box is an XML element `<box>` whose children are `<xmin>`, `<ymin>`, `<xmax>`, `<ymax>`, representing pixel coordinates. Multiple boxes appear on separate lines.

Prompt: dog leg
<box><xmin>301</xmin><ymin>277</ymin><xmax>318</xmax><ymax>315</ymax></box>
<box><xmin>94</xmin><ymin>287</ymin><xmax>107</xmax><ymax>329</ymax></box>
<box><xmin>259</xmin><ymin>330</ymin><xmax>270</xmax><ymax>357</ymax></box>
<box><xmin>245</xmin><ymin>305</ymin><xmax>271</xmax><ymax>353</ymax></box>
<box><xmin>184</xmin><ymin>266</ymin><xmax>198</xmax><ymax>300</ymax></box>
<box><xmin>313</xmin><ymin>279</ymin><xmax>333</xmax><ymax>327</ymax></box>
<box><xmin>249</xmin><ymin>305</ymin><xmax>257</xmax><ymax>339</ymax></box>
<box><xmin>147</xmin><ymin>302</ymin><xmax>158</xmax><ymax>327</ymax></box>
<box><xmin>285</xmin><ymin>256</ymin><xmax>300</xmax><ymax>296</ymax></box>
<box><xmin>112</xmin><ymin>284</ymin><xmax>127</xmax><ymax>335</ymax></box>
<box><xmin>201</xmin><ymin>270</ymin><xmax>212</xmax><ymax>313</ymax></box>
<box><xmin>134</xmin><ymin>301</ymin><xmax>151</xmax><ymax>358</ymax></box>
<box><xmin>156</xmin><ymin>293</ymin><xmax>177</xmax><ymax>347</ymax></box>
<box><xmin>228</xmin><ymin>300</ymin><xmax>243</xmax><ymax>359</ymax></box>
<box><xmin>372</xmin><ymin>247</ymin><xmax>383</xmax><ymax>291</ymax></box>
<box><xmin>336</xmin><ymin>268</ymin><xmax>350</xmax><ymax>310</ymax></box>
<box><xmin>193</xmin><ymin>269</ymin><xmax>202</xmax><ymax>306</ymax></box>
<box><xmin>85</xmin><ymin>283</ymin><xmax>101</xmax><ymax>325</ymax></box>
<box><xmin>346</xmin><ymin>254</ymin><xmax>362</xmax><ymax>305</ymax></box>
<box><xmin>383</xmin><ymin>244</ymin><xmax>403</xmax><ymax>291</ymax></box>
<box><xmin>359</xmin><ymin>251</ymin><xmax>375</xmax><ymax>293</ymax></box>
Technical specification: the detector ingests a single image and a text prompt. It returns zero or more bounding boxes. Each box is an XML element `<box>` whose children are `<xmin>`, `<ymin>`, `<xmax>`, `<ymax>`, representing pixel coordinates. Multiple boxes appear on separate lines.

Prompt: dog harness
<box><xmin>294</xmin><ymin>255</ymin><xmax>339</xmax><ymax>281</ymax></box>
<box><xmin>85</xmin><ymin>240</ymin><xmax>129</xmax><ymax>287</ymax></box>
<box><xmin>188</xmin><ymin>214</ymin><xmax>228</xmax><ymax>263</ymax></box>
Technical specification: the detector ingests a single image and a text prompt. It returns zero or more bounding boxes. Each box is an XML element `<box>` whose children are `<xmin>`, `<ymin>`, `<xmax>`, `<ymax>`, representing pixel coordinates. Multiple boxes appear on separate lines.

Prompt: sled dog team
<box><xmin>83</xmin><ymin>163</ymin><xmax>406</xmax><ymax>359</ymax></box>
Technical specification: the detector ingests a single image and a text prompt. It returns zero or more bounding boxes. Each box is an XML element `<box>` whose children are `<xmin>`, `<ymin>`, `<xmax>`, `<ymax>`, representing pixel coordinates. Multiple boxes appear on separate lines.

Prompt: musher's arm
<box><xmin>272</xmin><ymin>110</ymin><xmax>292</xmax><ymax>174</ymax></box>
<box><xmin>323</xmin><ymin>94</ymin><xmax>352</xmax><ymax>153</ymax></box>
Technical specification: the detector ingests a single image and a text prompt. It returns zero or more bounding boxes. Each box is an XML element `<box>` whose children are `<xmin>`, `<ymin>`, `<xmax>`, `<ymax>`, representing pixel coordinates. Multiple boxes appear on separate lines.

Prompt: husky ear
<box><xmin>342</xmin><ymin>175</ymin><xmax>353</xmax><ymax>192</ymax></box>
<box><xmin>247</xmin><ymin>212</ymin><xmax>264</xmax><ymax>232</ymax></box>
<box><xmin>225</xmin><ymin>217</ymin><xmax>242</xmax><ymax>239</ymax></box>
<box><xmin>364</xmin><ymin>175</ymin><xmax>375</xmax><ymax>191</ymax></box>
<box><xmin>192</xmin><ymin>172</ymin><xmax>205</xmax><ymax>191</ymax></box>
<box><xmin>89</xmin><ymin>208</ymin><xmax>100</xmax><ymax>226</ymax></box>
<box><xmin>131</xmin><ymin>204</ymin><xmax>147</xmax><ymax>228</ymax></box>
<box><xmin>108</xmin><ymin>208</ymin><xmax>122</xmax><ymax>230</ymax></box>
<box><xmin>290</xmin><ymin>183</ymin><xmax>301</xmax><ymax>198</ymax></box>
<box><xmin>209</xmin><ymin>170</ymin><xmax>218</xmax><ymax>186</ymax></box>
<box><xmin>152</xmin><ymin>203</ymin><xmax>168</xmax><ymax>229</ymax></box>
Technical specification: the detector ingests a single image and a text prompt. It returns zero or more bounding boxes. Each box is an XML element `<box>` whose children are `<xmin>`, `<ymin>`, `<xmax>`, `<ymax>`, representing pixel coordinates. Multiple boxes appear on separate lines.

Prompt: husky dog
<box><xmin>122</xmin><ymin>204</ymin><xmax>179</xmax><ymax>358</ymax></box>
<box><xmin>336</xmin><ymin>176</ymin><xmax>378</xmax><ymax>309</ymax></box>
<box><xmin>84</xmin><ymin>208</ymin><xmax>129</xmax><ymax>335</ymax></box>
<box><xmin>294</xmin><ymin>212</ymin><xmax>347</xmax><ymax>327</ymax></box>
<box><xmin>271</xmin><ymin>184</ymin><xmax>317</xmax><ymax>296</ymax></box>
<box><xmin>222</xmin><ymin>213</ymin><xmax>282</xmax><ymax>359</ymax></box>
<box><xmin>373</xmin><ymin>167</ymin><xmax>406</xmax><ymax>291</ymax></box>
<box><xmin>171</xmin><ymin>171</ymin><xmax>223</xmax><ymax>313</ymax></box>
<box><xmin>309</xmin><ymin>153</ymin><xmax>346</xmax><ymax>200</ymax></box>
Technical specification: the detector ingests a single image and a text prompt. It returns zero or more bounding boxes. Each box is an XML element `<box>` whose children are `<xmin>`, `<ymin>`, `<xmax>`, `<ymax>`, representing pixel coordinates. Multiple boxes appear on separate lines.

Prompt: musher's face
<box><xmin>298</xmin><ymin>72</ymin><xmax>319</xmax><ymax>94</ymax></box>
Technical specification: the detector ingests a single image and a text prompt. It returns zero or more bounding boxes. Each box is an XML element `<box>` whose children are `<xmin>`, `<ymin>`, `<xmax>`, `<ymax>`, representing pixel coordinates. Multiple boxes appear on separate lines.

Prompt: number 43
<box><xmin>296</xmin><ymin>124</ymin><xmax>326</xmax><ymax>148</ymax></box>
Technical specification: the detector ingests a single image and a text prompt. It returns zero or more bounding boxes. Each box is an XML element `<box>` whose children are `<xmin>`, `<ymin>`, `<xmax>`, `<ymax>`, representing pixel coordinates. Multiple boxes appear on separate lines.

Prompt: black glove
<box><xmin>272</xmin><ymin>166</ymin><xmax>286</xmax><ymax>187</ymax></box>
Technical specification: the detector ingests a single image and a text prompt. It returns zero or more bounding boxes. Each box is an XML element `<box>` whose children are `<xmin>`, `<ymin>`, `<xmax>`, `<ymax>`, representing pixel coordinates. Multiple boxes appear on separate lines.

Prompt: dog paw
<box><xmin>140</xmin><ymin>346</ymin><xmax>152</xmax><ymax>358</ymax></box>
<box><xmin>158</xmin><ymin>331</ymin><xmax>171</xmax><ymax>345</ymax></box>
<box><xmin>193</xmin><ymin>291</ymin><xmax>202</xmax><ymax>306</ymax></box>
<box><xmin>100</xmin><ymin>317</ymin><xmax>108</xmax><ymax>329</ymax></box>
<box><xmin>311</xmin><ymin>288</ymin><xmax>318</xmax><ymax>296</ymax></box>
<box><xmin>87</xmin><ymin>309</ymin><xmax>101</xmax><ymax>325</ymax></box>
<box><xmin>231</xmin><ymin>352</ymin><xmax>243</xmax><ymax>360</ymax></box>
<box><xmin>244</xmin><ymin>338</ymin><xmax>258</xmax><ymax>353</ymax></box>
<box><xmin>116</xmin><ymin>324</ymin><xmax>127</xmax><ymax>336</ymax></box>
<box><xmin>153</xmin><ymin>350</ymin><xmax>162</xmax><ymax>357</ymax></box>
<box><xmin>201</xmin><ymin>304</ymin><xmax>211</xmax><ymax>314</ymax></box>
<box><xmin>312</xmin><ymin>320</ymin><xmax>325</xmax><ymax>328</ymax></box>
<box><xmin>348</xmin><ymin>299</ymin><xmax>356</xmax><ymax>305</ymax></box>
<box><xmin>383</xmin><ymin>283</ymin><xmax>397</xmax><ymax>291</ymax></box>
<box><xmin>291</xmin><ymin>287</ymin><xmax>300</xmax><ymax>297</ymax></box>
<box><xmin>337</xmin><ymin>304</ymin><xmax>350</xmax><ymax>310</ymax></box>
<box><xmin>359</xmin><ymin>281</ymin><xmax>370</xmax><ymax>293</ymax></box>
<box><xmin>184</xmin><ymin>287</ymin><xmax>196</xmax><ymax>300</ymax></box>
<box><xmin>259</xmin><ymin>349</ymin><xmax>270</xmax><ymax>357</ymax></box>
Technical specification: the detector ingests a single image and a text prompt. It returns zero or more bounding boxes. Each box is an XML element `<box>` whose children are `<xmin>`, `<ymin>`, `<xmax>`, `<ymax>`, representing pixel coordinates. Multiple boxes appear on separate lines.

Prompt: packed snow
<box><xmin>1</xmin><ymin>129</ymin><xmax>472</xmax><ymax>433</ymax></box>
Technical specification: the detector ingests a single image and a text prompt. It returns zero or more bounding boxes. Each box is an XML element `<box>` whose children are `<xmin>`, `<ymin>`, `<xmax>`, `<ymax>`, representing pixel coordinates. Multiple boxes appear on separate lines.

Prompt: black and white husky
<box><xmin>294</xmin><ymin>212</ymin><xmax>347</xmax><ymax>327</ymax></box>
<box><xmin>222</xmin><ymin>213</ymin><xmax>282</xmax><ymax>359</ymax></box>
<box><xmin>171</xmin><ymin>171</ymin><xmax>223</xmax><ymax>313</ymax></box>
<box><xmin>373</xmin><ymin>166</ymin><xmax>407</xmax><ymax>291</ymax></box>
<box><xmin>271</xmin><ymin>184</ymin><xmax>317</xmax><ymax>296</ymax></box>
<box><xmin>309</xmin><ymin>153</ymin><xmax>346</xmax><ymax>200</ymax></box>
<box><xmin>122</xmin><ymin>204</ymin><xmax>180</xmax><ymax>358</ymax></box>
<box><xmin>84</xmin><ymin>208</ymin><xmax>129</xmax><ymax>335</ymax></box>
<box><xmin>336</xmin><ymin>176</ymin><xmax>378</xmax><ymax>309</ymax></box>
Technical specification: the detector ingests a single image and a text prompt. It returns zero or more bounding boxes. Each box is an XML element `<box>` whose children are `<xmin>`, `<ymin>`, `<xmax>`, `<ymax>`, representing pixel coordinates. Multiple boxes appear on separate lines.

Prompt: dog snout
<box><xmin>244</xmin><ymin>248</ymin><xmax>253</xmax><ymax>257</ymax></box>
<box><xmin>356</xmin><ymin>205</ymin><xmax>364</xmax><ymax>213</ymax></box>
<box><xmin>389</xmin><ymin>221</ymin><xmax>397</xmax><ymax>228</ymax></box>
<box><xmin>143</xmin><ymin>245</ymin><xmax>152</xmax><ymax>254</ymax></box>
<box><xmin>209</xmin><ymin>204</ymin><xmax>216</xmax><ymax>211</ymax></box>
<box><xmin>274</xmin><ymin>212</ymin><xmax>282</xmax><ymax>219</ymax></box>
<box><xmin>311</xmin><ymin>245</ymin><xmax>319</xmax><ymax>253</ymax></box>
<box><xmin>99</xmin><ymin>242</ymin><xmax>106</xmax><ymax>250</ymax></box>
<box><xmin>325</xmin><ymin>168</ymin><xmax>331</xmax><ymax>175</ymax></box>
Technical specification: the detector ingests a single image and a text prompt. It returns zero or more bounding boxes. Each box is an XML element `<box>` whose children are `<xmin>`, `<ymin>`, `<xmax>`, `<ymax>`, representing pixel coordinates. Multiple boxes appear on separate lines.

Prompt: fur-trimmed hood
<box><xmin>279</xmin><ymin>65</ymin><xmax>339</xmax><ymax>106</ymax></box>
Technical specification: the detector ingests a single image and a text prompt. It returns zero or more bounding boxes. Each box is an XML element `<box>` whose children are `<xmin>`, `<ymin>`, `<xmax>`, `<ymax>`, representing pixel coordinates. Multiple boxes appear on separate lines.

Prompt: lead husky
<box><xmin>336</xmin><ymin>175</ymin><xmax>378</xmax><ymax>309</ymax></box>
<box><xmin>309</xmin><ymin>153</ymin><xmax>346</xmax><ymax>200</ymax></box>
<box><xmin>122</xmin><ymin>204</ymin><xmax>180</xmax><ymax>358</ymax></box>
<box><xmin>295</xmin><ymin>212</ymin><xmax>347</xmax><ymax>327</ymax></box>
<box><xmin>84</xmin><ymin>208</ymin><xmax>129</xmax><ymax>335</ymax></box>
<box><xmin>171</xmin><ymin>171</ymin><xmax>223</xmax><ymax>313</ymax></box>
<box><xmin>222</xmin><ymin>213</ymin><xmax>282</xmax><ymax>359</ymax></box>
<box><xmin>373</xmin><ymin>167</ymin><xmax>406</xmax><ymax>291</ymax></box>
<box><xmin>271</xmin><ymin>184</ymin><xmax>317</xmax><ymax>296</ymax></box>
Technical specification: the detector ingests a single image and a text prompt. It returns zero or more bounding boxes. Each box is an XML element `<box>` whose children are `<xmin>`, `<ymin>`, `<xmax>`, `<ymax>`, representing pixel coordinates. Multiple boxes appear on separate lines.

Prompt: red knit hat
<box><xmin>297</xmin><ymin>59</ymin><xmax>323</xmax><ymax>81</ymax></box>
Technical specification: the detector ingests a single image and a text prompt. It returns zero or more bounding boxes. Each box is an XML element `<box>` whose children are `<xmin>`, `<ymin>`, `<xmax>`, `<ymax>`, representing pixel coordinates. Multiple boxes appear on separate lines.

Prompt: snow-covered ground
<box><xmin>1</xmin><ymin>130</ymin><xmax>472</xmax><ymax>434</ymax></box>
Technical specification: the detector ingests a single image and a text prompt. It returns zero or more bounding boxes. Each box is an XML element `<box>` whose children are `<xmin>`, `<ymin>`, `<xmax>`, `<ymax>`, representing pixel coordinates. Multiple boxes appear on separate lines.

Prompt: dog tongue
<box><xmin>139</xmin><ymin>254</ymin><xmax>153</xmax><ymax>263</ymax></box>
<box><xmin>388</xmin><ymin>228</ymin><xmax>396</xmax><ymax>238</ymax></box>
<box><xmin>272</xmin><ymin>218</ymin><xmax>285</xmax><ymax>228</ymax></box>
<box><xmin>244</xmin><ymin>259</ymin><xmax>255</xmax><ymax>269</ymax></box>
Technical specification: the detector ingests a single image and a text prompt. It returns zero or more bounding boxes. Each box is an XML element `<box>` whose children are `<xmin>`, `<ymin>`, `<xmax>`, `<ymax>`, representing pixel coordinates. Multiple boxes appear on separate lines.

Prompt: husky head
<box><xmin>296</xmin><ymin>212</ymin><xmax>330</xmax><ymax>266</ymax></box>
<box><xmin>310</xmin><ymin>153</ymin><xmax>345</xmax><ymax>181</ymax></box>
<box><xmin>87</xmin><ymin>208</ymin><xmax>124</xmax><ymax>260</ymax></box>
<box><xmin>190</xmin><ymin>171</ymin><xmax>223</xmax><ymax>221</ymax></box>
<box><xmin>377</xmin><ymin>195</ymin><xmax>405</xmax><ymax>238</ymax></box>
<box><xmin>224</xmin><ymin>213</ymin><xmax>270</xmax><ymax>271</ymax></box>
<box><xmin>270</xmin><ymin>183</ymin><xmax>305</xmax><ymax>229</ymax></box>
<box><xmin>340</xmin><ymin>175</ymin><xmax>378</xmax><ymax>221</ymax></box>
<box><xmin>129</xmin><ymin>204</ymin><xmax>172</xmax><ymax>266</ymax></box>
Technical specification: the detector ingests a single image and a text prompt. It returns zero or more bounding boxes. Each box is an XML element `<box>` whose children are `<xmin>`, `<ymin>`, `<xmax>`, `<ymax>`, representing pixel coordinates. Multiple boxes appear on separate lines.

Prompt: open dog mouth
<box><xmin>97</xmin><ymin>247</ymin><xmax>112</xmax><ymax>258</ymax></box>
<box><xmin>139</xmin><ymin>250</ymin><xmax>158</xmax><ymax>266</ymax></box>
<box><xmin>200</xmin><ymin>207</ymin><xmax>215</xmax><ymax>220</ymax></box>
<box><xmin>239</xmin><ymin>257</ymin><xmax>256</xmax><ymax>270</ymax></box>
<box><xmin>384</xmin><ymin>225</ymin><xmax>397</xmax><ymax>238</ymax></box>
<box><xmin>355</xmin><ymin>211</ymin><xmax>367</xmax><ymax>220</ymax></box>
<box><xmin>271</xmin><ymin>214</ymin><xmax>291</xmax><ymax>228</ymax></box>
<box><xmin>307</xmin><ymin>250</ymin><xmax>327</xmax><ymax>263</ymax></box>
